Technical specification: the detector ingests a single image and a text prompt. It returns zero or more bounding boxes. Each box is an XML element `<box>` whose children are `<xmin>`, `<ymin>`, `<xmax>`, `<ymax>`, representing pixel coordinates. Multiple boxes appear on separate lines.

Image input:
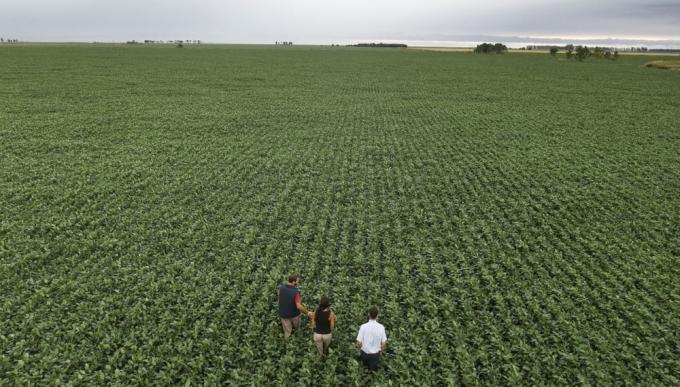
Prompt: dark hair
<box><xmin>317</xmin><ymin>296</ymin><xmax>330</xmax><ymax>310</ymax></box>
<box><xmin>368</xmin><ymin>306</ymin><xmax>379</xmax><ymax>319</ymax></box>
<box><xmin>288</xmin><ymin>274</ymin><xmax>299</xmax><ymax>283</ymax></box>
<box><xmin>316</xmin><ymin>296</ymin><xmax>330</xmax><ymax>317</ymax></box>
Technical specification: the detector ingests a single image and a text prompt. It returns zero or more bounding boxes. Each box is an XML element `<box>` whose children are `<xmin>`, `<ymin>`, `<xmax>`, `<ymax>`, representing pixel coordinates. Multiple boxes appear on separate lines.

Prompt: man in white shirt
<box><xmin>355</xmin><ymin>306</ymin><xmax>388</xmax><ymax>371</ymax></box>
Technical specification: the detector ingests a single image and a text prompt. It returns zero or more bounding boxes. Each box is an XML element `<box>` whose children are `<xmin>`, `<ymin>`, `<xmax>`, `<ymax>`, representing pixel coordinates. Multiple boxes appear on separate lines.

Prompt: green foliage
<box><xmin>549</xmin><ymin>47</ymin><xmax>559</xmax><ymax>56</ymax></box>
<box><xmin>474</xmin><ymin>43</ymin><xmax>508</xmax><ymax>54</ymax></box>
<box><xmin>575</xmin><ymin>45</ymin><xmax>591</xmax><ymax>61</ymax></box>
<box><xmin>0</xmin><ymin>44</ymin><xmax>679</xmax><ymax>385</ymax></box>
<box><xmin>592</xmin><ymin>46</ymin><xmax>605</xmax><ymax>58</ymax></box>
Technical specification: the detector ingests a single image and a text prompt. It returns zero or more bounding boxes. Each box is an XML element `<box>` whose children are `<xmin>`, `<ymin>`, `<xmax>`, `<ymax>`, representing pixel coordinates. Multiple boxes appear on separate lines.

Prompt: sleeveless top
<box><xmin>314</xmin><ymin>309</ymin><xmax>332</xmax><ymax>334</ymax></box>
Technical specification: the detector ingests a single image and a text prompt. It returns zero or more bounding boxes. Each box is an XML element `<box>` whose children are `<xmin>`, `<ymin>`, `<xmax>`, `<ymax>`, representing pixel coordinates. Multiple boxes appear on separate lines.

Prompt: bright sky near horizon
<box><xmin>1</xmin><ymin>0</ymin><xmax>679</xmax><ymax>43</ymax></box>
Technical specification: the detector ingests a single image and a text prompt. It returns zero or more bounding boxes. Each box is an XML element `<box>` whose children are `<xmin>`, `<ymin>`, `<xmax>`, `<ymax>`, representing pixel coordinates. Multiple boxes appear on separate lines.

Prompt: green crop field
<box><xmin>1</xmin><ymin>44</ymin><xmax>679</xmax><ymax>385</ymax></box>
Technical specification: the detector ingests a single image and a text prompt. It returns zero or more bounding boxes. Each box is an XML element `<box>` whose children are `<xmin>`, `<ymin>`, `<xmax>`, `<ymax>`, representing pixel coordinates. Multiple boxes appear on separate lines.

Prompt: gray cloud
<box><xmin>643</xmin><ymin>2</ymin><xmax>680</xmax><ymax>11</ymax></box>
<box><xmin>0</xmin><ymin>0</ymin><xmax>678</xmax><ymax>45</ymax></box>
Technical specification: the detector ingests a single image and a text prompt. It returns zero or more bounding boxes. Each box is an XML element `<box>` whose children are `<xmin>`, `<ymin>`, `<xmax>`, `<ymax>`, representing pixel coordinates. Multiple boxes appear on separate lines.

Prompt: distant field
<box><xmin>645</xmin><ymin>60</ymin><xmax>680</xmax><ymax>70</ymax></box>
<box><xmin>411</xmin><ymin>46</ymin><xmax>680</xmax><ymax>55</ymax></box>
<box><xmin>1</xmin><ymin>44</ymin><xmax>679</xmax><ymax>385</ymax></box>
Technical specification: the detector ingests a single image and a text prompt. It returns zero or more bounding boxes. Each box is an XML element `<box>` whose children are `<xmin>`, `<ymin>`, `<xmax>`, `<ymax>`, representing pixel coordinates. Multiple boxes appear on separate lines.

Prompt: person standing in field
<box><xmin>356</xmin><ymin>306</ymin><xmax>388</xmax><ymax>371</ymax></box>
<box><xmin>307</xmin><ymin>296</ymin><xmax>336</xmax><ymax>355</ymax></box>
<box><xmin>278</xmin><ymin>274</ymin><xmax>308</xmax><ymax>338</ymax></box>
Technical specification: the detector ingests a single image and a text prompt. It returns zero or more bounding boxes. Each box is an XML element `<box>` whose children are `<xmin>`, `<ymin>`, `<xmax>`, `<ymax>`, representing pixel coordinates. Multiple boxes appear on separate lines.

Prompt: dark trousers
<box><xmin>360</xmin><ymin>350</ymin><xmax>380</xmax><ymax>371</ymax></box>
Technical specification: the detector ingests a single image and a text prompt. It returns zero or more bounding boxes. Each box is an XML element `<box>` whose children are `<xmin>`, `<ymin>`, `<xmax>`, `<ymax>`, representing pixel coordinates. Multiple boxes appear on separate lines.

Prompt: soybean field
<box><xmin>1</xmin><ymin>44</ymin><xmax>679</xmax><ymax>385</ymax></box>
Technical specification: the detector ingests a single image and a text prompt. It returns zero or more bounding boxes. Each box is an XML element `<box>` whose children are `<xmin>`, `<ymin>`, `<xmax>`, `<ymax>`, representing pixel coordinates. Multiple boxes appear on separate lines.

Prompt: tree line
<box><xmin>350</xmin><ymin>43</ymin><xmax>408</xmax><ymax>48</ymax></box>
<box><xmin>474</xmin><ymin>43</ymin><xmax>508</xmax><ymax>54</ymax></box>
<box><xmin>1</xmin><ymin>38</ymin><xmax>20</xmax><ymax>43</ymax></box>
<box><xmin>527</xmin><ymin>44</ymin><xmax>620</xmax><ymax>61</ymax></box>
<box><xmin>558</xmin><ymin>45</ymin><xmax>619</xmax><ymax>61</ymax></box>
<box><xmin>474</xmin><ymin>42</ymin><xmax>622</xmax><ymax>61</ymax></box>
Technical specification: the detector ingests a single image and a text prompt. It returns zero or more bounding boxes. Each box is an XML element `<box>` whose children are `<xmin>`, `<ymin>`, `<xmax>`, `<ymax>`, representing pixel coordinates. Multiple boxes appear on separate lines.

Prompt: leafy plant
<box><xmin>0</xmin><ymin>44</ymin><xmax>678</xmax><ymax>385</ymax></box>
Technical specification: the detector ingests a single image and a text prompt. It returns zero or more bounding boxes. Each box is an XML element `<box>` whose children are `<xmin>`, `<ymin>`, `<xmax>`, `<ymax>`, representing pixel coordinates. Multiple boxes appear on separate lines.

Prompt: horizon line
<box><xmin>5</xmin><ymin>34</ymin><xmax>680</xmax><ymax>47</ymax></box>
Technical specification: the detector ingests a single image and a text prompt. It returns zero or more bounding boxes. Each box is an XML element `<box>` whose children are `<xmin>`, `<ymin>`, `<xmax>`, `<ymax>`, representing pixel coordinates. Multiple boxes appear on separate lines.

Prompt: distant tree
<box><xmin>592</xmin><ymin>46</ymin><xmax>605</xmax><ymax>58</ymax></box>
<box><xmin>474</xmin><ymin>43</ymin><xmax>490</xmax><ymax>53</ymax></box>
<box><xmin>493</xmin><ymin>43</ymin><xmax>508</xmax><ymax>53</ymax></box>
<box><xmin>575</xmin><ymin>45</ymin><xmax>591</xmax><ymax>61</ymax></box>
<box><xmin>613</xmin><ymin>51</ymin><xmax>619</xmax><ymax>60</ymax></box>
<box><xmin>0</xmin><ymin>38</ymin><xmax>3</xmax><ymax>43</ymax></box>
<box><xmin>604</xmin><ymin>51</ymin><xmax>612</xmax><ymax>60</ymax></box>
<box><xmin>474</xmin><ymin>43</ymin><xmax>507</xmax><ymax>54</ymax></box>
<box><xmin>550</xmin><ymin>47</ymin><xmax>559</xmax><ymax>56</ymax></box>
<box><xmin>177</xmin><ymin>42</ymin><xmax>183</xmax><ymax>48</ymax></box>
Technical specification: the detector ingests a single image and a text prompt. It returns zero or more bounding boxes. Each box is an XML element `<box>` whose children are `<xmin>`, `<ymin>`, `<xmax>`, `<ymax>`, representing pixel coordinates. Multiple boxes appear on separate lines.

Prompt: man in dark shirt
<box><xmin>278</xmin><ymin>274</ymin><xmax>308</xmax><ymax>338</ymax></box>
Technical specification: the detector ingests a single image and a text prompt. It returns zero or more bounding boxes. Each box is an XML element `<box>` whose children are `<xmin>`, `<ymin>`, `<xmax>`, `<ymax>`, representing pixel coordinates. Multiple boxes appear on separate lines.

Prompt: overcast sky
<box><xmin>2</xmin><ymin>0</ymin><xmax>679</xmax><ymax>44</ymax></box>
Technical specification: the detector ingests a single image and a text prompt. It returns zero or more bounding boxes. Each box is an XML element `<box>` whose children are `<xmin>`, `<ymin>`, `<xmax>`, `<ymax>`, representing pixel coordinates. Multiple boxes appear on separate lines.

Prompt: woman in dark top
<box><xmin>308</xmin><ymin>296</ymin><xmax>336</xmax><ymax>355</ymax></box>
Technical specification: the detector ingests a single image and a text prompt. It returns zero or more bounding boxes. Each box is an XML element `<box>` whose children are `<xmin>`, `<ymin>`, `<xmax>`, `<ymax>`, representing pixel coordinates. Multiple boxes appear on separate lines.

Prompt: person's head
<box><xmin>368</xmin><ymin>306</ymin><xmax>379</xmax><ymax>320</ymax></box>
<box><xmin>317</xmin><ymin>296</ymin><xmax>330</xmax><ymax>311</ymax></box>
<box><xmin>288</xmin><ymin>274</ymin><xmax>300</xmax><ymax>285</ymax></box>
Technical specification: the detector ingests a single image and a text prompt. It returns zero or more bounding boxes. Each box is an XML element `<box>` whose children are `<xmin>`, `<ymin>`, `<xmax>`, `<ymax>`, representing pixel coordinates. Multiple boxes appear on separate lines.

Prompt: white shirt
<box><xmin>356</xmin><ymin>320</ymin><xmax>387</xmax><ymax>354</ymax></box>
